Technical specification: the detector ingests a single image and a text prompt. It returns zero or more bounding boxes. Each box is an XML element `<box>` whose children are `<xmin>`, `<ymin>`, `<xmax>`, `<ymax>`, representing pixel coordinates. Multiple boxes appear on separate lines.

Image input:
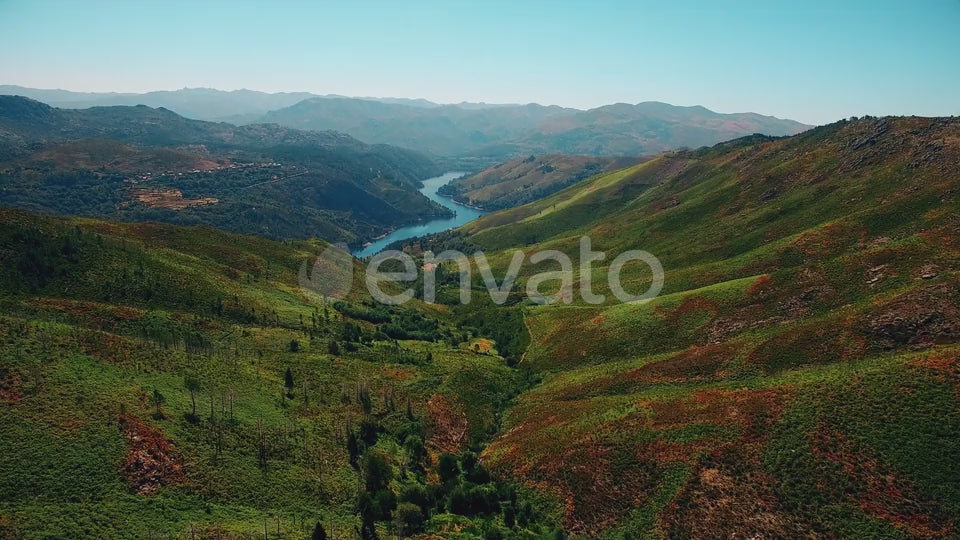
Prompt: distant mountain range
<box><xmin>1</xmin><ymin>86</ymin><xmax>812</xmax><ymax>162</ymax></box>
<box><xmin>0</xmin><ymin>95</ymin><xmax>445</xmax><ymax>246</ymax></box>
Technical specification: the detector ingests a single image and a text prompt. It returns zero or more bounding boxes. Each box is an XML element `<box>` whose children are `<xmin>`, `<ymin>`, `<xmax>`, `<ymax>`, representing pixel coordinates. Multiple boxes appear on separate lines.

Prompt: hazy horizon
<box><xmin>2</xmin><ymin>1</ymin><xmax>959</xmax><ymax>125</ymax></box>
<box><xmin>0</xmin><ymin>83</ymin><xmax>819</xmax><ymax>122</ymax></box>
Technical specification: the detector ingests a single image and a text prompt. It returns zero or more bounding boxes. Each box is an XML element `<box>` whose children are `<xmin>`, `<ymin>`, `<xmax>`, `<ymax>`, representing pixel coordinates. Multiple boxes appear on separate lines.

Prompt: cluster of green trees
<box><xmin>333</xmin><ymin>301</ymin><xmax>391</xmax><ymax>324</ymax></box>
<box><xmin>346</xmin><ymin>413</ymin><xmax>545</xmax><ymax>539</ymax></box>
<box><xmin>332</xmin><ymin>301</ymin><xmax>462</xmax><ymax>350</ymax></box>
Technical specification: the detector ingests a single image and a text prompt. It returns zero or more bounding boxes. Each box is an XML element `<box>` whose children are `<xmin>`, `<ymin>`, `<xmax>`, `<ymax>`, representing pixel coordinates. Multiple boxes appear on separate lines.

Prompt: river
<box><xmin>353</xmin><ymin>171</ymin><xmax>485</xmax><ymax>258</ymax></box>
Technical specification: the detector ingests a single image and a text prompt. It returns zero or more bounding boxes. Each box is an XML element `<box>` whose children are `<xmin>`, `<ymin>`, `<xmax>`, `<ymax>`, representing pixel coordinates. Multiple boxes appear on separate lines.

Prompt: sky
<box><xmin>0</xmin><ymin>0</ymin><xmax>958</xmax><ymax>125</ymax></box>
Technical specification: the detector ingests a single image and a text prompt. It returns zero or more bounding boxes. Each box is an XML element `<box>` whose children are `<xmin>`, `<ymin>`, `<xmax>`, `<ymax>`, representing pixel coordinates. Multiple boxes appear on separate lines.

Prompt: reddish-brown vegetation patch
<box><xmin>379</xmin><ymin>366</ymin><xmax>415</xmax><ymax>381</ymax></box>
<box><xmin>747</xmin><ymin>274</ymin><xmax>772</xmax><ymax>296</ymax></box>
<box><xmin>811</xmin><ymin>427</ymin><xmax>954</xmax><ymax>537</ymax></box>
<box><xmin>488</xmin><ymin>387</ymin><xmax>792</xmax><ymax>534</ymax></box>
<box><xmin>0</xmin><ymin>367</ymin><xmax>23</xmax><ymax>404</ymax></box>
<box><xmin>643</xmin><ymin>388</ymin><xmax>788</xmax><ymax>434</ymax></box>
<box><xmin>118</xmin><ymin>414</ymin><xmax>183</xmax><ymax>495</ymax></box>
<box><xmin>28</xmin><ymin>298</ymin><xmax>144</xmax><ymax>330</ymax></box>
<box><xmin>790</xmin><ymin>222</ymin><xmax>864</xmax><ymax>260</ymax></box>
<box><xmin>426</xmin><ymin>394</ymin><xmax>468</xmax><ymax>454</ymax></box>
<box><xmin>473</xmin><ymin>338</ymin><xmax>494</xmax><ymax>353</ymax></box>
<box><xmin>557</xmin><ymin>442</ymin><xmax>661</xmax><ymax>534</ymax></box>
<box><xmin>868</xmin><ymin>282</ymin><xmax>960</xmax><ymax>350</ymax></box>
<box><xmin>623</xmin><ymin>343</ymin><xmax>737</xmax><ymax>385</ymax></box>
<box><xmin>748</xmin><ymin>318</ymin><xmax>867</xmax><ymax>374</ymax></box>
<box><xmin>657</xmin><ymin>296</ymin><xmax>719</xmax><ymax>321</ymax></box>
<box><xmin>78</xmin><ymin>330</ymin><xmax>135</xmax><ymax>365</ymax></box>
<box><xmin>659</xmin><ymin>443</ymin><xmax>818</xmax><ymax>538</ymax></box>
<box><xmin>910</xmin><ymin>351</ymin><xmax>960</xmax><ymax>397</ymax></box>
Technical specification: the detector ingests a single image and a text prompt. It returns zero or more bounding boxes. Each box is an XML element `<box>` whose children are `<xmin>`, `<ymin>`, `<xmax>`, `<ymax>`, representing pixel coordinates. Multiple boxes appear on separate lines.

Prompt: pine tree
<box><xmin>311</xmin><ymin>522</ymin><xmax>327</xmax><ymax>540</ymax></box>
<box><xmin>284</xmin><ymin>368</ymin><xmax>294</xmax><ymax>398</ymax></box>
<box><xmin>184</xmin><ymin>374</ymin><xmax>201</xmax><ymax>418</ymax></box>
<box><xmin>347</xmin><ymin>431</ymin><xmax>360</xmax><ymax>469</ymax></box>
<box><xmin>151</xmin><ymin>389</ymin><xmax>165</xmax><ymax>419</ymax></box>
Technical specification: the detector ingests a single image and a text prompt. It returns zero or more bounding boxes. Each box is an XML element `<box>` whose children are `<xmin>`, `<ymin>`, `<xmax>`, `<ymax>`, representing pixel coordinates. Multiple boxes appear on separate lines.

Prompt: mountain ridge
<box><xmin>2</xmin><ymin>85</ymin><xmax>812</xmax><ymax>163</ymax></box>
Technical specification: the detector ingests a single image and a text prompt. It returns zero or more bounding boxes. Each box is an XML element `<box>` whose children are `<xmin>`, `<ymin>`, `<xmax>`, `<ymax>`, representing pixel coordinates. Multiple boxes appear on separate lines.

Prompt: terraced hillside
<box><xmin>0</xmin><ymin>209</ymin><xmax>561</xmax><ymax>538</ymax></box>
<box><xmin>424</xmin><ymin>116</ymin><xmax>960</xmax><ymax>537</ymax></box>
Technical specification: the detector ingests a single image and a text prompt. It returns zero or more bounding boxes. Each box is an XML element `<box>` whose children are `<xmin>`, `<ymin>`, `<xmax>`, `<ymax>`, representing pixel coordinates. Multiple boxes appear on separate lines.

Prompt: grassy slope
<box><xmin>0</xmin><ymin>209</ymin><xmax>532</xmax><ymax>538</ymax></box>
<box><xmin>451</xmin><ymin>117</ymin><xmax>960</xmax><ymax>537</ymax></box>
<box><xmin>441</xmin><ymin>155</ymin><xmax>643</xmax><ymax>210</ymax></box>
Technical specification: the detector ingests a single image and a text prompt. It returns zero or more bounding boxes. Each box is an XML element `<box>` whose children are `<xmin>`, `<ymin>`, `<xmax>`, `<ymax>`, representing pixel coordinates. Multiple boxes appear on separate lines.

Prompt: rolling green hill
<box><xmin>419</xmin><ymin>116</ymin><xmax>960</xmax><ymax>537</ymax></box>
<box><xmin>437</xmin><ymin>154</ymin><xmax>644</xmax><ymax>210</ymax></box>
<box><xmin>0</xmin><ymin>208</ymin><xmax>558</xmax><ymax>538</ymax></box>
<box><xmin>2</xmin><ymin>115</ymin><xmax>958</xmax><ymax>539</ymax></box>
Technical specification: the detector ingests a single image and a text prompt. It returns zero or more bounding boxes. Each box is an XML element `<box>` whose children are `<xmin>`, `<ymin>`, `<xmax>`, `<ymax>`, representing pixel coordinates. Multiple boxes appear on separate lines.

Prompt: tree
<box><xmin>328</xmin><ymin>340</ymin><xmax>340</xmax><ymax>355</ymax></box>
<box><xmin>399</xmin><ymin>484</ymin><xmax>429</xmax><ymax>514</ymax></box>
<box><xmin>347</xmin><ymin>431</ymin><xmax>361</xmax><ymax>469</ymax></box>
<box><xmin>437</xmin><ymin>453</ymin><xmax>460</xmax><ymax>483</ymax></box>
<box><xmin>503</xmin><ymin>502</ymin><xmax>516</xmax><ymax>529</ymax></box>
<box><xmin>396</xmin><ymin>502</ymin><xmax>424</xmax><ymax>535</ymax></box>
<box><xmin>363</xmin><ymin>452</ymin><xmax>392</xmax><ymax>493</ymax></box>
<box><xmin>288</xmin><ymin>339</ymin><xmax>300</xmax><ymax>352</ymax></box>
<box><xmin>405</xmin><ymin>398</ymin><xmax>415</xmax><ymax>421</ymax></box>
<box><xmin>357</xmin><ymin>492</ymin><xmax>379</xmax><ymax>540</ymax></box>
<box><xmin>403</xmin><ymin>435</ymin><xmax>425</xmax><ymax>466</ymax></box>
<box><xmin>359</xmin><ymin>420</ymin><xmax>378</xmax><ymax>447</ymax></box>
<box><xmin>184</xmin><ymin>374</ymin><xmax>201</xmax><ymax>419</ymax></box>
<box><xmin>311</xmin><ymin>522</ymin><xmax>327</xmax><ymax>540</ymax></box>
<box><xmin>449</xmin><ymin>485</ymin><xmax>498</xmax><ymax>516</ymax></box>
<box><xmin>284</xmin><ymin>368</ymin><xmax>294</xmax><ymax>398</ymax></box>
<box><xmin>373</xmin><ymin>488</ymin><xmax>397</xmax><ymax>521</ymax></box>
<box><xmin>461</xmin><ymin>451</ymin><xmax>478</xmax><ymax>474</ymax></box>
<box><xmin>151</xmin><ymin>389</ymin><xmax>165</xmax><ymax>419</ymax></box>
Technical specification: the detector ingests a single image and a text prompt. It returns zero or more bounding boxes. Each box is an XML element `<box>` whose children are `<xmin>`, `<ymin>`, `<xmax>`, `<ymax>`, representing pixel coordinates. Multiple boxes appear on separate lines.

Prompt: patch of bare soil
<box><xmin>130</xmin><ymin>188</ymin><xmax>218</xmax><ymax>210</ymax></box>
<box><xmin>118</xmin><ymin>414</ymin><xmax>183</xmax><ymax>495</ymax></box>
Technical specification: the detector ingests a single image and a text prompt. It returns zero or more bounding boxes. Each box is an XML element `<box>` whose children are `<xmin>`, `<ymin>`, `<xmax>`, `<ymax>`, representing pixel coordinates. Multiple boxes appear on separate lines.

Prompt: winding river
<box><xmin>353</xmin><ymin>172</ymin><xmax>485</xmax><ymax>258</ymax></box>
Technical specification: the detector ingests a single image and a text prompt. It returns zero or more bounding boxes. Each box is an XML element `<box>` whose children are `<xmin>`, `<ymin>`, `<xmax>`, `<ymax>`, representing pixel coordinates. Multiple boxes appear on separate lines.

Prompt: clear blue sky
<box><xmin>1</xmin><ymin>0</ymin><xmax>958</xmax><ymax>124</ymax></box>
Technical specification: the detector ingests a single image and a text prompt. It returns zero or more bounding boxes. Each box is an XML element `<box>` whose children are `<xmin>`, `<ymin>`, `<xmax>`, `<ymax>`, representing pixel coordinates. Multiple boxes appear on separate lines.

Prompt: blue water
<box><xmin>353</xmin><ymin>171</ymin><xmax>485</xmax><ymax>258</ymax></box>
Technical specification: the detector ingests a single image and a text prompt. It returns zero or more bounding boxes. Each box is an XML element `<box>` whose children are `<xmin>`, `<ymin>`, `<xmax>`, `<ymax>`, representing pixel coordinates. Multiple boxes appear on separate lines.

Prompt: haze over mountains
<box><xmin>1</xmin><ymin>85</ymin><xmax>811</xmax><ymax>162</ymax></box>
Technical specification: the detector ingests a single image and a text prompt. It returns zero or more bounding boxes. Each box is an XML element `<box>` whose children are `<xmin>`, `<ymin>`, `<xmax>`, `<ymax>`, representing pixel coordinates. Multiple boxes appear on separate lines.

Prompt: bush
<box><xmin>395</xmin><ymin>502</ymin><xmax>423</xmax><ymax>534</ymax></box>
<box><xmin>399</xmin><ymin>484</ymin><xmax>430</xmax><ymax>514</ymax></box>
